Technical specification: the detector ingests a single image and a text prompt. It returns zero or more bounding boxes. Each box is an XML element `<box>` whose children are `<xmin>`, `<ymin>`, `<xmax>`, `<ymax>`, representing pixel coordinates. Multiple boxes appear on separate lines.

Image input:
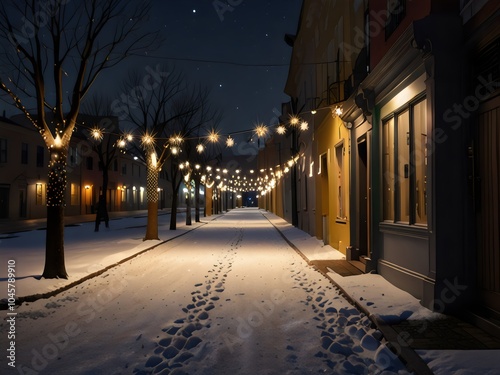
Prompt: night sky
<box><xmin>110</xmin><ymin>0</ymin><xmax>303</xmax><ymax>139</ymax></box>
<box><xmin>0</xmin><ymin>1</ymin><xmax>303</xmax><ymax>154</ymax></box>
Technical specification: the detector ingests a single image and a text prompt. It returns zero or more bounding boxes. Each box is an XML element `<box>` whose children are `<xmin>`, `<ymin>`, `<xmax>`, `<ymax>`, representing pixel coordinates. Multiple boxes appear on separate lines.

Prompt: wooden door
<box><xmin>477</xmin><ymin>99</ymin><xmax>500</xmax><ymax>311</ymax></box>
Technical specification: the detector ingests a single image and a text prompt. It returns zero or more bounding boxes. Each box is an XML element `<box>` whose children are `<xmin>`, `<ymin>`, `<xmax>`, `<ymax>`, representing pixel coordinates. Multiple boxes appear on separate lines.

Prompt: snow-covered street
<box><xmin>1</xmin><ymin>208</ymin><xmax>408</xmax><ymax>374</ymax></box>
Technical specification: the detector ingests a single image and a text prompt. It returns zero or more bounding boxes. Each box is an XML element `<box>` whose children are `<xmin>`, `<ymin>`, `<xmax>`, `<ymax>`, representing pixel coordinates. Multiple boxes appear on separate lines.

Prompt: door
<box><xmin>320</xmin><ymin>152</ymin><xmax>330</xmax><ymax>245</ymax></box>
<box><xmin>477</xmin><ymin>99</ymin><xmax>500</xmax><ymax>312</ymax></box>
<box><xmin>19</xmin><ymin>188</ymin><xmax>27</xmax><ymax>218</ymax></box>
<box><xmin>0</xmin><ymin>185</ymin><xmax>9</xmax><ymax>218</ymax></box>
<box><xmin>357</xmin><ymin>136</ymin><xmax>369</xmax><ymax>257</ymax></box>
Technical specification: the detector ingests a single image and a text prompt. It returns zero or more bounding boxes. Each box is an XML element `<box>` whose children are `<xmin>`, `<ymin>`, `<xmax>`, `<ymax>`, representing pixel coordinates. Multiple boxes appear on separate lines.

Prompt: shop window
<box><xmin>21</xmin><ymin>143</ymin><xmax>28</xmax><ymax>164</ymax></box>
<box><xmin>413</xmin><ymin>100</ymin><xmax>428</xmax><ymax>224</ymax></box>
<box><xmin>382</xmin><ymin>97</ymin><xmax>427</xmax><ymax>225</ymax></box>
<box><xmin>397</xmin><ymin>110</ymin><xmax>410</xmax><ymax>223</ymax></box>
<box><xmin>382</xmin><ymin>119</ymin><xmax>395</xmax><ymax>221</ymax></box>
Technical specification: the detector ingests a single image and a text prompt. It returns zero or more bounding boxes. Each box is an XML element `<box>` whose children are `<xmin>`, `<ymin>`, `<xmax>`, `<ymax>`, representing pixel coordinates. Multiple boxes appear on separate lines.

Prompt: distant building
<box><xmin>0</xmin><ymin>113</ymin><xmax>175</xmax><ymax>221</ymax></box>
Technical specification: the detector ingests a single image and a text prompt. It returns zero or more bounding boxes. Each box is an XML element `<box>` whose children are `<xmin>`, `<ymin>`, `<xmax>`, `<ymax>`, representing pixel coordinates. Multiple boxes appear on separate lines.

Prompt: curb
<box><xmin>262</xmin><ymin>211</ymin><xmax>434</xmax><ymax>375</ymax></box>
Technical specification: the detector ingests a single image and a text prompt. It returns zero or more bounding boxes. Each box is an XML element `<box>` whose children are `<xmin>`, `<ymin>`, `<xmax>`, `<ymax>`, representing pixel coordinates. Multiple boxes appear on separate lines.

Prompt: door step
<box><xmin>348</xmin><ymin>260</ymin><xmax>366</xmax><ymax>273</ymax></box>
<box><xmin>360</xmin><ymin>255</ymin><xmax>371</xmax><ymax>265</ymax></box>
<box><xmin>461</xmin><ymin>306</ymin><xmax>500</xmax><ymax>340</ymax></box>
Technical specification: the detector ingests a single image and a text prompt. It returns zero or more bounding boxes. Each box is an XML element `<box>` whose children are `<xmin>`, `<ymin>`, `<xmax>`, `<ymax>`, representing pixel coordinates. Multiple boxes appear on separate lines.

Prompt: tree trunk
<box><xmin>95</xmin><ymin>168</ymin><xmax>110</xmax><ymax>232</ymax></box>
<box><xmin>186</xmin><ymin>181</ymin><xmax>192</xmax><ymax>226</ymax></box>
<box><xmin>42</xmin><ymin>152</ymin><xmax>68</xmax><ymax>279</ymax></box>
<box><xmin>144</xmin><ymin>162</ymin><xmax>159</xmax><ymax>240</ymax></box>
<box><xmin>195</xmin><ymin>177</ymin><xmax>200</xmax><ymax>222</ymax></box>
<box><xmin>169</xmin><ymin>189</ymin><xmax>178</xmax><ymax>230</ymax></box>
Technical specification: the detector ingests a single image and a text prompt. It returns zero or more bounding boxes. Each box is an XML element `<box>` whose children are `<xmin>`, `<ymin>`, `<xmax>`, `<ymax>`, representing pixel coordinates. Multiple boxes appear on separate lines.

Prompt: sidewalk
<box><xmin>262</xmin><ymin>210</ymin><xmax>500</xmax><ymax>375</ymax></box>
<box><xmin>0</xmin><ymin>209</ymin><xmax>174</xmax><ymax>235</ymax></box>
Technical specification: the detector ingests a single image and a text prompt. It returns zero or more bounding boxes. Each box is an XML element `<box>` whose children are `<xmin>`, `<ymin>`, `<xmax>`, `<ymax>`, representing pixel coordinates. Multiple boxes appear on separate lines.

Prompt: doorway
<box><xmin>320</xmin><ymin>152</ymin><xmax>330</xmax><ymax>245</ymax></box>
<box><xmin>0</xmin><ymin>185</ymin><xmax>9</xmax><ymax>218</ymax></box>
<box><xmin>477</xmin><ymin>100</ymin><xmax>500</xmax><ymax>312</ymax></box>
<box><xmin>19</xmin><ymin>188</ymin><xmax>27</xmax><ymax>218</ymax></box>
<box><xmin>357</xmin><ymin>135</ymin><xmax>370</xmax><ymax>258</ymax></box>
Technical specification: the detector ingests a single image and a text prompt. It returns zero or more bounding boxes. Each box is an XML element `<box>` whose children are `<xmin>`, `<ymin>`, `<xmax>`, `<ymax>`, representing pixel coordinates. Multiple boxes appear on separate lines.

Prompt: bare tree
<box><xmin>0</xmin><ymin>0</ymin><xmax>159</xmax><ymax>278</ymax></box>
<box><xmin>117</xmin><ymin>65</ymin><xmax>185</xmax><ymax>240</ymax></box>
<box><xmin>166</xmin><ymin>86</ymin><xmax>222</xmax><ymax>230</ymax></box>
<box><xmin>118</xmin><ymin>65</ymin><xmax>222</xmax><ymax>236</ymax></box>
<box><xmin>81</xmin><ymin>94</ymin><xmax>120</xmax><ymax>232</ymax></box>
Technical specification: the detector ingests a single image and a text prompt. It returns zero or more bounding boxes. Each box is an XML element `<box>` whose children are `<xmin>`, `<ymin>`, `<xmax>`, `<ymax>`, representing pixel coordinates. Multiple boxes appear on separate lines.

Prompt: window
<box><xmin>382</xmin><ymin>119</ymin><xmax>395</xmax><ymax>221</ymax></box>
<box><xmin>0</xmin><ymin>138</ymin><xmax>7</xmax><ymax>163</ymax></box>
<box><xmin>86</xmin><ymin>157</ymin><xmax>93</xmax><ymax>170</ymax></box>
<box><xmin>113</xmin><ymin>159</ymin><xmax>118</xmax><ymax>172</ymax></box>
<box><xmin>385</xmin><ymin>0</ymin><xmax>406</xmax><ymax>40</ymax></box>
<box><xmin>121</xmin><ymin>163</ymin><xmax>127</xmax><ymax>175</ymax></box>
<box><xmin>36</xmin><ymin>183</ymin><xmax>44</xmax><ymax>205</ymax></box>
<box><xmin>21</xmin><ymin>143</ymin><xmax>28</xmax><ymax>164</ymax></box>
<box><xmin>413</xmin><ymin>100</ymin><xmax>428</xmax><ymax>224</ymax></box>
<box><xmin>131</xmin><ymin>164</ymin><xmax>141</xmax><ymax>177</ymax></box>
<box><xmin>382</xmin><ymin>97</ymin><xmax>427</xmax><ymax>225</ymax></box>
<box><xmin>69</xmin><ymin>146</ymin><xmax>78</xmax><ymax>167</ymax></box>
<box><xmin>335</xmin><ymin>142</ymin><xmax>346</xmax><ymax>219</ymax></box>
<box><xmin>70</xmin><ymin>183</ymin><xmax>80</xmax><ymax>205</ymax></box>
<box><xmin>36</xmin><ymin>145</ymin><xmax>44</xmax><ymax>167</ymax></box>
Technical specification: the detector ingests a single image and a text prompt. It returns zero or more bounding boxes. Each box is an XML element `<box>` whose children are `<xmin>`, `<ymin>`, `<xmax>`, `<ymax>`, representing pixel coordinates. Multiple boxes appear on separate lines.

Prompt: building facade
<box><xmin>0</xmin><ymin>114</ymin><xmax>174</xmax><ymax>221</ymax></box>
<box><xmin>264</xmin><ymin>0</ymin><xmax>500</xmax><ymax>321</ymax></box>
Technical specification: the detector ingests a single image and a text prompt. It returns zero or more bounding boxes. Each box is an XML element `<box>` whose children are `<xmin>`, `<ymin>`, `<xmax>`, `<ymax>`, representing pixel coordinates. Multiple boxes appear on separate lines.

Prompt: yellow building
<box><xmin>280</xmin><ymin>0</ymin><xmax>367</xmax><ymax>256</ymax></box>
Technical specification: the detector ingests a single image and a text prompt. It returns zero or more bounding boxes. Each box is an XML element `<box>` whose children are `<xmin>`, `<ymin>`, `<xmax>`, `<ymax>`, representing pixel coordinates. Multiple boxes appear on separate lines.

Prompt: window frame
<box><xmin>381</xmin><ymin>93</ymin><xmax>427</xmax><ymax>227</ymax></box>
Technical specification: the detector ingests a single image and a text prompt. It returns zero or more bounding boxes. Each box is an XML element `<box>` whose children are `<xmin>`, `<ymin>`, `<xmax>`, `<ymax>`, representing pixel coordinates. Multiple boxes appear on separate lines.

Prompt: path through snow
<box><xmin>2</xmin><ymin>209</ymin><xmax>409</xmax><ymax>374</ymax></box>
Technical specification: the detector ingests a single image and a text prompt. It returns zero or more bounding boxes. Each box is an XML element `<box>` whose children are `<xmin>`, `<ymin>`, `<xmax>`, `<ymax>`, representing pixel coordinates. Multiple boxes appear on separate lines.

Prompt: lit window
<box><xmin>70</xmin><ymin>183</ymin><xmax>80</xmax><ymax>205</ymax></box>
<box><xmin>382</xmin><ymin>97</ymin><xmax>427</xmax><ymax>225</ymax></box>
<box><xmin>36</xmin><ymin>183</ymin><xmax>44</xmax><ymax>205</ymax></box>
<box><xmin>335</xmin><ymin>142</ymin><xmax>346</xmax><ymax>219</ymax></box>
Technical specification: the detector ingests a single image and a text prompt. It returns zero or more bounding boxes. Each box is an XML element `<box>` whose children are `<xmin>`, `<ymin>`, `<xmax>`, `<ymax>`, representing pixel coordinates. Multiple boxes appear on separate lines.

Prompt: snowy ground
<box><xmin>0</xmin><ymin>208</ymin><xmax>499</xmax><ymax>374</ymax></box>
